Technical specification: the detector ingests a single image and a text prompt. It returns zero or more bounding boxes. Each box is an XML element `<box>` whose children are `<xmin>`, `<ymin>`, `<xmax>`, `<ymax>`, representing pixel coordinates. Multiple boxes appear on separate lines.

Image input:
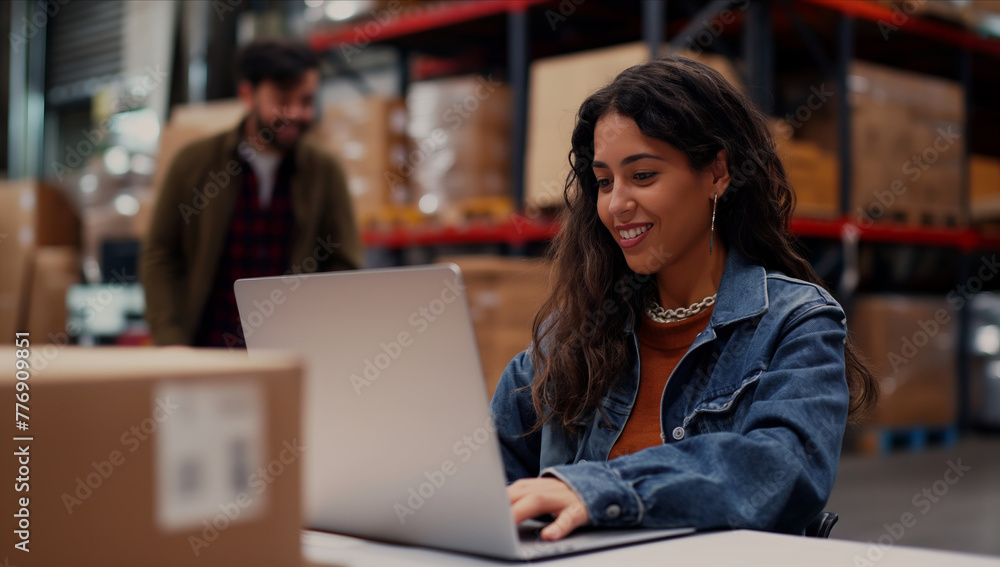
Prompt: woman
<box><xmin>490</xmin><ymin>56</ymin><xmax>878</xmax><ymax>541</ymax></box>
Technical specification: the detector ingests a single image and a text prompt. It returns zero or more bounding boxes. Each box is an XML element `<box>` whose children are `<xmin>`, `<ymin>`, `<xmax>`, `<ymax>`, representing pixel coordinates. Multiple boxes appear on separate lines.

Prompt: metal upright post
<box><xmin>507</xmin><ymin>7</ymin><xmax>529</xmax><ymax>212</ymax></box>
<box><xmin>836</xmin><ymin>15</ymin><xmax>854</xmax><ymax>218</ymax></box>
<box><xmin>642</xmin><ymin>0</ymin><xmax>666</xmax><ymax>58</ymax></box>
<box><xmin>743</xmin><ymin>0</ymin><xmax>774</xmax><ymax>114</ymax></box>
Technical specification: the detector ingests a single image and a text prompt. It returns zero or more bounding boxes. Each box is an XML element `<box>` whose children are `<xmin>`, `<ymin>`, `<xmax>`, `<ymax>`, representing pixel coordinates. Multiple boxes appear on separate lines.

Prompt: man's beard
<box><xmin>251</xmin><ymin>107</ymin><xmax>311</xmax><ymax>152</ymax></box>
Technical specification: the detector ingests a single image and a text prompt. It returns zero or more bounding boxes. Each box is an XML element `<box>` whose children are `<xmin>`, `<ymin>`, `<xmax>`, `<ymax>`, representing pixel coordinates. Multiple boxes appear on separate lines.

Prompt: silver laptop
<box><xmin>235</xmin><ymin>264</ymin><xmax>693</xmax><ymax>560</ymax></box>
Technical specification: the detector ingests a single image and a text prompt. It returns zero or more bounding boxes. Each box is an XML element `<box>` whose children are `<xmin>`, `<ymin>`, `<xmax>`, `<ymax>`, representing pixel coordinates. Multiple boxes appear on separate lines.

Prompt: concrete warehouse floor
<box><xmin>828</xmin><ymin>435</ymin><xmax>1000</xmax><ymax>558</ymax></box>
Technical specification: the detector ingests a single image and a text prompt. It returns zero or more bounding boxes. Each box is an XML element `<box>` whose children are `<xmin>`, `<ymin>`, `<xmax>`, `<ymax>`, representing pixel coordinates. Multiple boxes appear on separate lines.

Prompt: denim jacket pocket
<box><xmin>682</xmin><ymin>370</ymin><xmax>763</xmax><ymax>434</ymax></box>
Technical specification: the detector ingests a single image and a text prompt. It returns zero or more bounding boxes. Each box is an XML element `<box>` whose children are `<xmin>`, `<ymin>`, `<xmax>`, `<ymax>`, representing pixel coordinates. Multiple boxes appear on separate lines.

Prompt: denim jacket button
<box><xmin>672</xmin><ymin>427</ymin><xmax>685</xmax><ymax>440</ymax></box>
<box><xmin>579</xmin><ymin>459</ymin><xmax>587</xmax><ymax>464</ymax></box>
<box><xmin>605</xmin><ymin>504</ymin><xmax>622</xmax><ymax>519</ymax></box>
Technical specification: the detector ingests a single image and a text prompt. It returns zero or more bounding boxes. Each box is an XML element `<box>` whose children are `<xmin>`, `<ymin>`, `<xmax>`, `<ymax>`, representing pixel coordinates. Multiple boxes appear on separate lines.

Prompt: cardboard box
<box><xmin>771</xmin><ymin>119</ymin><xmax>840</xmax><ymax>219</ymax></box>
<box><xmin>25</xmin><ymin>247</ymin><xmax>81</xmax><ymax>341</ymax></box>
<box><xmin>850</xmin><ymin>295</ymin><xmax>957</xmax><ymax>426</ymax></box>
<box><xmin>525</xmin><ymin>43</ymin><xmax>741</xmax><ymax>209</ymax></box>
<box><xmin>407</xmin><ymin>76</ymin><xmax>512</xmax><ymax>218</ymax></box>
<box><xmin>847</xmin><ymin>61</ymin><xmax>964</xmax><ymax>225</ymax></box>
<box><xmin>443</xmin><ymin>256</ymin><xmax>551</xmax><ymax>396</ymax></box>
<box><xmin>0</xmin><ymin>179</ymin><xmax>80</xmax><ymax>248</ymax></box>
<box><xmin>311</xmin><ymin>96</ymin><xmax>410</xmax><ymax>225</ymax></box>
<box><xmin>970</xmin><ymin>154</ymin><xmax>1000</xmax><ymax>222</ymax></box>
<box><xmin>0</xmin><ymin>181</ymin><xmax>81</xmax><ymax>336</ymax></box>
<box><xmin>1</xmin><ymin>347</ymin><xmax>303</xmax><ymax>566</ymax></box>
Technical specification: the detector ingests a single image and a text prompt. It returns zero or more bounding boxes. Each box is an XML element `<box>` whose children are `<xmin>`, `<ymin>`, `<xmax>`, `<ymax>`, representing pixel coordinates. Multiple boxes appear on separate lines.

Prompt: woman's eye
<box><xmin>634</xmin><ymin>171</ymin><xmax>656</xmax><ymax>181</ymax></box>
<box><xmin>597</xmin><ymin>178</ymin><xmax>611</xmax><ymax>190</ymax></box>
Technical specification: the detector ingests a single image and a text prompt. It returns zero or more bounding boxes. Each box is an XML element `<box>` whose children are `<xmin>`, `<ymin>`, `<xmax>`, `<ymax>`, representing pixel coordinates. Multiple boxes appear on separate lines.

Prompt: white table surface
<box><xmin>302</xmin><ymin>529</ymin><xmax>1000</xmax><ymax>567</ymax></box>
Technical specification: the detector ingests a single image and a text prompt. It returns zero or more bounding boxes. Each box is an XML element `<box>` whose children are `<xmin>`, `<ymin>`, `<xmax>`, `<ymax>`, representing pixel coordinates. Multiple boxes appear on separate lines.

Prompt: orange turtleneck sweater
<box><xmin>608</xmin><ymin>305</ymin><xmax>714</xmax><ymax>459</ymax></box>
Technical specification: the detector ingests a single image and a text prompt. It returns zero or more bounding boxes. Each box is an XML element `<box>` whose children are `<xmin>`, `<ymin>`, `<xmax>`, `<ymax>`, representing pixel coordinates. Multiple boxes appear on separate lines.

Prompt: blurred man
<box><xmin>142</xmin><ymin>39</ymin><xmax>361</xmax><ymax>347</ymax></box>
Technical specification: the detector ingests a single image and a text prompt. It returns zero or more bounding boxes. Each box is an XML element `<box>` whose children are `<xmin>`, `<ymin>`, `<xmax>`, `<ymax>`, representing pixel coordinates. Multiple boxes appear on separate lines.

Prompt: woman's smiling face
<box><xmin>593</xmin><ymin>112</ymin><xmax>725</xmax><ymax>275</ymax></box>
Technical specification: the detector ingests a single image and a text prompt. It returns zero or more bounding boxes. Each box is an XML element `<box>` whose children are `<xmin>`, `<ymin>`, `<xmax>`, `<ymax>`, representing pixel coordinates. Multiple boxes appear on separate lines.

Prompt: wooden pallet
<box><xmin>851</xmin><ymin>425</ymin><xmax>959</xmax><ymax>455</ymax></box>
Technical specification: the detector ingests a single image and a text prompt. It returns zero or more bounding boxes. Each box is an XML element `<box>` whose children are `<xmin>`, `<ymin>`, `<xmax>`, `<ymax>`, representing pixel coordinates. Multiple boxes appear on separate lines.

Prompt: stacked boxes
<box><xmin>1</xmin><ymin>347</ymin><xmax>303</xmax><ymax>566</ymax></box>
<box><xmin>850</xmin><ymin>295</ymin><xmax>958</xmax><ymax>426</ymax></box>
<box><xmin>0</xmin><ymin>180</ymin><xmax>81</xmax><ymax>338</ymax></box>
<box><xmin>312</xmin><ymin>96</ymin><xmax>410</xmax><ymax>226</ymax></box>
<box><xmin>26</xmin><ymin>247</ymin><xmax>81</xmax><ymax>342</ymax></box>
<box><xmin>770</xmin><ymin>119</ymin><xmax>841</xmax><ymax>219</ymax></box>
<box><xmin>407</xmin><ymin>76</ymin><xmax>512</xmax><ymax>223</ymax></box>
<box><xmin>847</xmin><ymin>61</ymin><xmax>965</xmax><ymax>225</ymax></box>
<box><xmin>443</xmin><ymin>256</ymin><xmax>551</xmax><ymax>396</ymax></box>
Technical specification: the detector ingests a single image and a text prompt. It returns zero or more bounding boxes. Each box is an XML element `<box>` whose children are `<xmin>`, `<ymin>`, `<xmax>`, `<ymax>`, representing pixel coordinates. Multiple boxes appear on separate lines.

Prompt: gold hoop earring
<box><xmin>710</xmin><ymin>192</ymin><xmax>718</xmax><ymax>254</ymax></box>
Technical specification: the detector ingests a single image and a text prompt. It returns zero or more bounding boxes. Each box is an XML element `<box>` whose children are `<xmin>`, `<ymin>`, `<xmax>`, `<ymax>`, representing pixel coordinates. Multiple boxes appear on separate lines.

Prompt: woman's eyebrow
<box><xmin>592</xmin><ymin>153</ymin><xmax>667</xmax><ymax>169</ymax></box>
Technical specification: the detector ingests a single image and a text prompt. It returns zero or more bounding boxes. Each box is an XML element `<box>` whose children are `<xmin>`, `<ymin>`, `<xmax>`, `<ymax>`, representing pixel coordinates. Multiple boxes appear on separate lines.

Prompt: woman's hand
<box><xmin>507</xmin><ymin>477</ymin><xmax>590</xmax><ymax>541</ymax></box>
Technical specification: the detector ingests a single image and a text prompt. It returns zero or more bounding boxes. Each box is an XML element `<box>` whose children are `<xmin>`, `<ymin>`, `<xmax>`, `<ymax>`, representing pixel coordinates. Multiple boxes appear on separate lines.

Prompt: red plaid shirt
<box><xmin>192</xmin><ymin>154</ymin><xmax>294</xmax><ymax>348</ymax></box>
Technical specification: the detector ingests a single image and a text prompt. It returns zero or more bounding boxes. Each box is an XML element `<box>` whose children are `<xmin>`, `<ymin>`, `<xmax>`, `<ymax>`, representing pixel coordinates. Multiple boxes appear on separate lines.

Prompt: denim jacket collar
<box><xmin>710</xmin><ymin>247</ymin><xmax>769</xmax><ymax>328</ymax></box>
<box><xmin>624</xmin><ymin>246</ymin><xmax>769</xmax><ymax>333</ymax></box>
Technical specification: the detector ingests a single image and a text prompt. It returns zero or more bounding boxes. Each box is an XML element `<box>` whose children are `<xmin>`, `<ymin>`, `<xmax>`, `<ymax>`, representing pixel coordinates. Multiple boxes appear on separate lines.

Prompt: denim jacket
<box><xmin>489</xmin><ymin>248</ymin><xmax>850</xmax><ymax>534</ymax></box>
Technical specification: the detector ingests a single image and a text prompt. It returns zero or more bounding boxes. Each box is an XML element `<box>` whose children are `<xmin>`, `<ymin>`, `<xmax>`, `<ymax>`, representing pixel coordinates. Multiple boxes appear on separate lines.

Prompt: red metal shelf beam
<box><xmin>789</xmin><ymin>217</ymin><xmax>990</xmax><ymax>252</ymax></box>
<box><xmin>362</xmin><ymin>217</ymin><xmax>1000</xmax><ymax>252</ymax></box>
<box><xmin>362</xmin><ymin>217</ymin><xmax>560</xmax><ymax>249</ymax></box>
<box><xmin>802</xmin><ymin>0</ymin><xmax>1000</xmax><ymax>59</ymax></box>
<box><xmin>308</xmin><ymin>0</ymin><xmax>548</xmax><ymax>52</ymax></box>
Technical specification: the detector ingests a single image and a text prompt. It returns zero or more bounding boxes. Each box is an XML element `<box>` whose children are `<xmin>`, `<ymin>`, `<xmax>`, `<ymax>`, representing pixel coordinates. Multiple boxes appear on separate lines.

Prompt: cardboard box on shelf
<box><xmin>442</xmin><ymin>256</ymin><xmax>551</xmax><ymax>396</ymax></box>
<box><xmin>311</xmin><ymin>96</ymin><xmax>410</xmax><ymax>226</ymax></box>
<box><xmin>1</xmin><ymin>347</ymin><xmax>303</xmax><ymax>567</ymax></box>
<box><xmin>25</xmin><ymin>247</ymin><xmax>80</xmax><ymax>341</ymax></box>
<box><xmin>970</xmin><ymin>154</ymin><xmax>1000</xmax><ymax>222</ymax></box>
<box><xmin>0</xmin><ymin>180</ymin><xmax>81</xmax><ymax>336</ymax></box>
<box><xmin>850</xmin><ymin>295</ymin><xmax>957</xmax><ymax>427</ymax></box>
<box><xmin>525</xmin><ymin>43</ymin><xmax>741</xmax><ymax>210</ymax></box>
<box><xmin>847</xmin><ymin>61</ymin><xmax>965</xmax><ymax>226</ymax></box>
<box><xmin>771</xmin><ymin>119</ymin><xmax>840</xmax><ymax>219</ymax></box>
<box><xmin>407</xmin><ymin>76</ymin><xmax>512</xmax><ymax>221</ymax></box>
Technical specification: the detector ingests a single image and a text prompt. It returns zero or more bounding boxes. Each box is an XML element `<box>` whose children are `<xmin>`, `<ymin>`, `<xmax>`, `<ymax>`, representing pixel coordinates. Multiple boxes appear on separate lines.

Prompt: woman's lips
<box><xmin>617</xmin><ymin>224</ymin><xmax>652</xmax><ymax>249</ymax></box>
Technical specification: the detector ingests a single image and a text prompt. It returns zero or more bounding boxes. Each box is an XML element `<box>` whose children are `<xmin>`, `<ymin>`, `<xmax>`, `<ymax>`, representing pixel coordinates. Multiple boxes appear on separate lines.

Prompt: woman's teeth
<box><xmin>619</xmin><ymin>225</ymin><xmax>651</xmax><ymax>239</ymax></box>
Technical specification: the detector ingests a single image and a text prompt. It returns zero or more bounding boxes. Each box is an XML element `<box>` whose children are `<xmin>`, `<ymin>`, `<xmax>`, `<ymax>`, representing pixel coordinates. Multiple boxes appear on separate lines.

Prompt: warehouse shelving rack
<box><xmin>308</xmin><ymin>0</ymin><xmax>1000</xmax><ymax>431</ymax></box>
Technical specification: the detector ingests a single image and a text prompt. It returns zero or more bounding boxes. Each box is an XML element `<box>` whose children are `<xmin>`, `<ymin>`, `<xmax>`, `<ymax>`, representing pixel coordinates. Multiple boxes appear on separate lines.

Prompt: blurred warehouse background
<box><xmin>2</xmin><ymin>0</ymin><xmax>1000</xmax><ymax>557</ymax></box>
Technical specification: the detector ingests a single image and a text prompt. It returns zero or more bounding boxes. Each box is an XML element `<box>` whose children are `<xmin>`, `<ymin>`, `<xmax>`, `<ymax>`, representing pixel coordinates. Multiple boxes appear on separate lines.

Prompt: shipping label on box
<box><xmin>155</xmin><ymin>380</ymin><xmax>267</xmax><ymax>532</ymax></box>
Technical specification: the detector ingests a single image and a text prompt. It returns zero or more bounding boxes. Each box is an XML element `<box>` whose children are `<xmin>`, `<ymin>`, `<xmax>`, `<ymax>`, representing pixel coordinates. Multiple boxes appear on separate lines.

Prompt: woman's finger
<box><xmin>541</xmin><ymin>502</ymin><xmax>589</xmax><ymax>541</ymax></box>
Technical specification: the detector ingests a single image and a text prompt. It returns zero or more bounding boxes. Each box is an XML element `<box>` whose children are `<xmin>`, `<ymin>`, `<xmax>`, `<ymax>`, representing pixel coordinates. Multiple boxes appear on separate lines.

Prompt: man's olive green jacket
<box><xmin>141</xmin><ymin>122</ymin><xmax>362</xmax><ymax>345</ymax></box>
